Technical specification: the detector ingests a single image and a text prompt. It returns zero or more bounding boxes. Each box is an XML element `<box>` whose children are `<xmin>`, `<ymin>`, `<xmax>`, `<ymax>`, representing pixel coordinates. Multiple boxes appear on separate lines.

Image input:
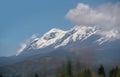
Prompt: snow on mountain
<box><xmin>55</xmin><ymin>26</ymin><xmax>97</xmax><ymax>48</ymax></box>
<box><xmin>36</xmin><ymin>28</ymin><xmax>66</xmax><ymax>49</ymax></box>
<box><xmin>16</xmin><ymin>25</ymin><xmax>120</xmax><ymax>56</ymax></box>
<box><xmin>96</xmin><ymin>29</ymin><xmax>119</xmax><ymax>45</ymax></box>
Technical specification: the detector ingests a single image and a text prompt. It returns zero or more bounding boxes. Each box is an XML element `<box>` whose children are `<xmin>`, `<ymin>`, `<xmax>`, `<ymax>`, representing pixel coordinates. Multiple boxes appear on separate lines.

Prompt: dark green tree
<box><xmin>76</xmin><ymin>60</ymin><xmax>81</xmax><ymax>77</ymax></box>
<box><xmin>109</xmin><ymin>68</ymin><xmax>116</xmax><ymax>77</ymax></box>
<box><xmin>98</xmin><ymin>64</ymin><xmax>105</xmax><ymax>77</ymax></box>
<box><xmin>35</xmin><ymin>73</ymin><xmax>39</xmax><ymax>77</ymax></box>
<box><xmin>109</xmin><ymin>66</ymin><xmax>120</xmax><ymax>77</ymax></box>
<box><xmin>0</xmin><ymin>73</ymin><xmax>3</xmax><ymax>77</ymax></box>
<box><xmin>67</xmin><ymin>59</ymin><xmax>73</xmax><ymax>77</ymax></box>
<box><xmin>83</xmin><ymin>69</ymin><xmax>92</xmax><ymax>77</ymax></box>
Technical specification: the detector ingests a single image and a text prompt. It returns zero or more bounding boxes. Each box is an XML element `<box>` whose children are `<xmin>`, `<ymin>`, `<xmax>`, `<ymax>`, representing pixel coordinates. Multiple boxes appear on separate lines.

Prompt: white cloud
<box><xmin>16</xmin><ymin>33</ymin><xmax>39</xmax><ymax>56</ymax></box>
<box><xmin>16</xmin><ymin>43</ymin><xmax>27</xmax><ymax>56</ymax></box>
<box><xmin>31</xmin><ymin>33</ymin><xmax>39</xmax><ymax>39</ymax></box>
<box><xmin>66</xmin><ymin>2</ymin><xmax>120</xmax><ymax>31</ymax></box>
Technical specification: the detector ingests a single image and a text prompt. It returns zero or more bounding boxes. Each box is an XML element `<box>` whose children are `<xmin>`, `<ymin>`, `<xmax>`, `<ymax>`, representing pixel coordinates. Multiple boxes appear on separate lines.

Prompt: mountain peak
<box><xmin>41</xmin><ymin>28</ymin><xmax>66</xmax><ymax>40</ymax></box>
<box><xmin>49</xmin><ymin>28</ymin><xmax>64</xmax><ymax>32</ymax></box>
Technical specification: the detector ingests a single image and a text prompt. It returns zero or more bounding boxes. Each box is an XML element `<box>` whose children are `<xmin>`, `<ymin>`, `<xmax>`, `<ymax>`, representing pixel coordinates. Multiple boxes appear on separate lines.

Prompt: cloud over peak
<box><xmin>66</xmin><ymin>2</ymin><xmax>120</xmax><ymax>31</ymax></box>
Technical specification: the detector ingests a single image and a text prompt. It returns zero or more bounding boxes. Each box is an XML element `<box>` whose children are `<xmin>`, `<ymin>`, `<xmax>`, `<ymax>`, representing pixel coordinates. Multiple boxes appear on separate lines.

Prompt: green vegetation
<box><xmin>32</xmin><ymin>59</ymin><xmax>120</xmax><ymax>77</ymax></box>
<box><xmin>0</xmin><ymin>74</ymin><xmax>2</xmax><ymax>77</ymax></box>
<box><xmin>1</xmin><ymin>59</ymin><xmax>120</xmax><ymax>77</ymax></box>
<box><xmin>97</xmin><ymin>64</ymin><xmax>105</xmax><ymax>77</ymax></box>
<box><xmin>35</xmin><ymin>73</ymin><xmax>39</xmax><ymax>77</ymax></box>
<box><xmin>109</xmin><ymin>66</ymin><xmax>120</xmax><ymax>77</ymax></box>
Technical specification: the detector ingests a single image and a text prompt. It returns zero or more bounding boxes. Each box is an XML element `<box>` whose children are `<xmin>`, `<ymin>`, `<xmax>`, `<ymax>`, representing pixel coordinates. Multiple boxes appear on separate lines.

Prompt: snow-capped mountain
<box><xmin>1</xmin><ymin>25</ymin><xmax>120</xmax><ymax>77</ymax></box>
<box><xmin>16</xmin><ymin>25</ymin><xmax>120</xmax><ymax>56</ymax></box>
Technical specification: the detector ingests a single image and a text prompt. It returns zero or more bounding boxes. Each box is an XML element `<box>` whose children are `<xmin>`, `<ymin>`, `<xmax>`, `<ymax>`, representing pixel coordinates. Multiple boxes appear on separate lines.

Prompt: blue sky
<box><xmin>0</xmin><ymin>0</ymin><xmax>119</xmax><ymax>57</ymax></box>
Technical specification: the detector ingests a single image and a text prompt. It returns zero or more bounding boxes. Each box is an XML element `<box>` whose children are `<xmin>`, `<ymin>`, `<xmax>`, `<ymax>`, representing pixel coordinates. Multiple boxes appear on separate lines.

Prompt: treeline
<box><xmin>34</xmin><ymin>59</ymin><xmax>120</xmax><ymax>77</ymax></box>
<box><xmin>0</xmin><ymin>59</ymin><xmax>120</xmax><ymax>77</ymax></box>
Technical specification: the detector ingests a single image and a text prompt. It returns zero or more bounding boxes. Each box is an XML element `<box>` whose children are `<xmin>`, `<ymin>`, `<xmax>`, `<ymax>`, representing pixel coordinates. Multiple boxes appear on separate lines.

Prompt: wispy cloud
<box><xmin>16</xmin><ymin>43</ymin><xmax>27</xmax><ymax>56</ymax></box>
<box><xmin>66</xmin><ymin>2</ymin><xmax>120</xmax><ymax>31</ymax></box>
<box><xmin>31</xmin><ymin>33</ymin><xmax>39</xmax><ymax>39</ymax></box>
<box><xmin>16</xmin><ymin>33</ymin><xmax>39</xmax><ymax>56</ymax></box>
